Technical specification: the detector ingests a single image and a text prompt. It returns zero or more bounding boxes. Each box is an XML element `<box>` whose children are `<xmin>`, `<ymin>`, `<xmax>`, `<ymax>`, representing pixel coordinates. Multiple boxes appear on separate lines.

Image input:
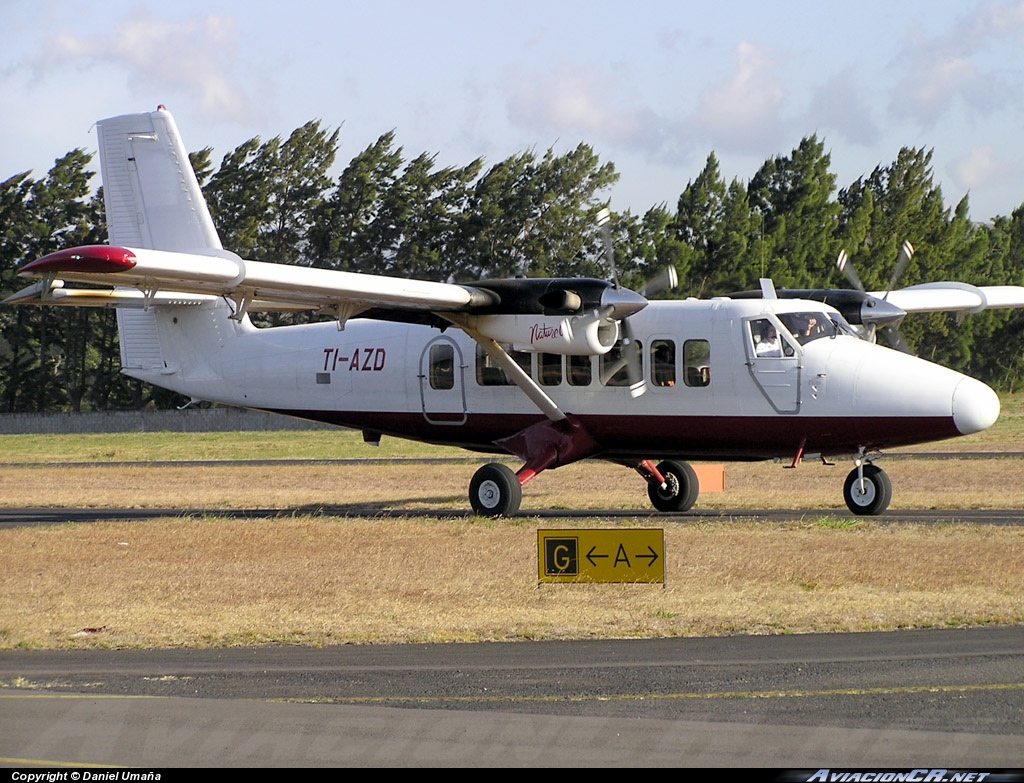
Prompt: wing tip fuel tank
<box><xmin>21</xmin><ymin>245</ymin><xmax>137</xmax><ymax>275</ymax></box>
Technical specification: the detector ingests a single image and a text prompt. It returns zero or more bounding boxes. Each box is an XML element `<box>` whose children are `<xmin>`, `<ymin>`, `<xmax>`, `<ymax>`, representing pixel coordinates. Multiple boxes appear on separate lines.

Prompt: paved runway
<box><xmin>2</xmin><ymin>628</ymin><xmax>1022</xmax><ymax>767</ymax></box>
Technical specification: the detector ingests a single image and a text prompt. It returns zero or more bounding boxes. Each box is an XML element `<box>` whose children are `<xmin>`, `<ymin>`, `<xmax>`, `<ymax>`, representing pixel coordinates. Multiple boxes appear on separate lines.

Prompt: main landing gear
<box><xmin>469</xmin><ymin>463</ymin><xmax>523</xmax><ymax>517</ymax></box>
<box><xmin>467</xmin><ymin>457</ymin><xmax>702</xmax><ymax>517</ymax></box>
<box><xmin>637</xmin><ymin>459</ymin><xmax>700</xmax><ymax>512</ymax></box>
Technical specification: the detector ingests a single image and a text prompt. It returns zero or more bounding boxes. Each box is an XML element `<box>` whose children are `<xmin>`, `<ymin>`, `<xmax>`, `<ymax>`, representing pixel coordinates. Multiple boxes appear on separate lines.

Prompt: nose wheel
<box><xmin>843</xmin><ymin>464</ymin><xmax>892</xmax><ymax>515</ymax></box>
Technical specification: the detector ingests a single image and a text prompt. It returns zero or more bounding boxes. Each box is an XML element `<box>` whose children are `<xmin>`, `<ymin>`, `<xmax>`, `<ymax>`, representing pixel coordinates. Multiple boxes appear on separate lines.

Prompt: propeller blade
<box><xmin>883</xmin><ymin>240</ymin><xmax>915</xmax><ymax>299</ymax></box>
<box><xmin>835</xmin><ymin>249</ymin><xmax>865</xmax><ymax>293</ymax></box>
<box><xmin>596</xmin><ymin>208</ymin><xmax>618</xmax><ymax>289</ymax></box>
<box><xmin>596</xmin><ymin>207</ymin><xmax>648</xmax><ymax>397</ymax></box>
<box><xmin>879</xmin><ymin>323</ymin><xmax>913</xmax><ymax>354</ymax></box>
<box><xmin>621</xmin><ymin>317</ymin><xmax>647</xmax><ymax>398</ymax></box>
<box><xmin>640</xmin><ymin>265</ymin><xmax>679</xmax><ymax>298</ymax></box>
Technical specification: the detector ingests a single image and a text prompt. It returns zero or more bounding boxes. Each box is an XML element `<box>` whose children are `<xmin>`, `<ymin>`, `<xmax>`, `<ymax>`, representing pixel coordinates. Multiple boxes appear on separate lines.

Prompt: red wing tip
<box><xmin>20</xmin><ymin>246</ymin><xmax>137</xmax><ymax>275</ymax></box>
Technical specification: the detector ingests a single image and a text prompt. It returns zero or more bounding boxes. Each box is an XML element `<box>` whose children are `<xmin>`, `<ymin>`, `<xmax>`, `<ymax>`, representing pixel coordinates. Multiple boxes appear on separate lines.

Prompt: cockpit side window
<box><xmin>750</xmin><ymin>318</ymin><xmax>793</xmax><ymax>358</ymax></box>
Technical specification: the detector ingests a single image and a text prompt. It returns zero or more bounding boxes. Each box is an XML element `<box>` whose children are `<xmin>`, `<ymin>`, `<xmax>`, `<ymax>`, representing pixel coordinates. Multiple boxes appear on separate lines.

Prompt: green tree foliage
<box><xmin>749</xmin><ymin>135</ymin><xmax>840</xmax><ymax>289</ymax></box>
<box><xmin>0</xmin><ymin>152</ymin><xmax>113</xmax><ymax>412</ymax></box>
<box><xmin>457</xmin><ymin>144</ymin><xmax>618</xmax><ymax>280</ymax></box>
<box><xmin>3</xmin><ymin>120</ymin><xmax>1024</xmax><ymax>411</ymax></box>
<box><xmin>205</xmin><ymin>121</ymin><xmax>339</xmax><ymax>263</ymax></box>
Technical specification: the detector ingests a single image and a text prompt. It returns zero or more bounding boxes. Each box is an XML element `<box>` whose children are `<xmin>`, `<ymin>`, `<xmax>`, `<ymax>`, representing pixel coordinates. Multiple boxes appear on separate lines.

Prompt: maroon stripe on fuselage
<box><xmin>264</xmin><ymin>409</ymin><xmax>961</xmax><ymax>460</ymax></box>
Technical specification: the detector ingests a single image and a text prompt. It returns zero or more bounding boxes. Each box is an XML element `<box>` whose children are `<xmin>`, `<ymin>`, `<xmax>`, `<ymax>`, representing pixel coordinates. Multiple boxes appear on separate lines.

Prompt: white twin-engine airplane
<box><xmin>7</xmin><ymin>108</ymin><xmax>1024</xmax><ymax>516</ymax></box>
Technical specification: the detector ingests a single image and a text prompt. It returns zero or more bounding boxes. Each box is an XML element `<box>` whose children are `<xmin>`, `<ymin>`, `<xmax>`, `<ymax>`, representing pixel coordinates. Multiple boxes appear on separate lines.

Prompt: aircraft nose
<box><xmin>952</xmin><ymin>377</ymin><xmax>1000</xmax><ymax>435</ymax></box>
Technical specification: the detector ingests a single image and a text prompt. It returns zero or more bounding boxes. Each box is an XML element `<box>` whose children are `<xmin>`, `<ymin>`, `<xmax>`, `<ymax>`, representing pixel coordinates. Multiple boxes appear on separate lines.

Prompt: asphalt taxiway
<box><xmin>2</xmin><ymin>505</ymin><xmax>1023</xmax><ymax>527</ymax></box>
<box><xmin>1</xmin><ymin>628</ymin><xmax>1022</xmax><ymax>767</ymax></box>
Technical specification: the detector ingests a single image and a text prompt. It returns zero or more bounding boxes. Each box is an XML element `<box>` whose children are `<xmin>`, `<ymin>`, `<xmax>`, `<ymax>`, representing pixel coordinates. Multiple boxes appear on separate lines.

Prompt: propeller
<box><xmin>885</xmin><ymin>240</ymin><xmax>914</xmax><ymax>298</ymax></box>
<box><xmin>596</xmin><ymin>208</ymin><xmax>678</xmax><ymax>397</ymax></box>
<box><xmin>834</xmin><ymin>242</ymin><xmax>914</xmax><ymax>352</ymax></box>
<box><xmin>640</xmin><ymin>265</ymin><xmax>679</xmax><ymax>298</ymax></box>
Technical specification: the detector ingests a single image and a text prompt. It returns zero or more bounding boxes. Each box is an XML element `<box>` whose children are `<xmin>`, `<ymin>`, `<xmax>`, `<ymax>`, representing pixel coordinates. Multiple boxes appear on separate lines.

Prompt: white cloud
<box><xmin>804</xmin><ymin>70</ymin><xmax>881</xmax><ymax>146</ymax></box>
<box><xmin>952</xmin><ymin>145</ymin><xmax>998</xmax><ymax>190</ymax></box>
<box><xmin>22</xmin><ymin>10</ymin><xmax>254</xmax><ymax>122</ymax></box>
<box><xmin>504</xmin><ymin>64</ymin><xmax>665</xmax><ymax>152</ymax></box>
<box><xmin>890</xmin><ymin>56</ymin><xmax>980</xmax><ymax>126</ymax></box>
<box><xmin>685</xmin><ymin>42</ymin><xmax>788</xmax><ymax>154</ymax></box>
<box><xmin>949</xmin><ymin>144</ymin><xmax>1024</xmax><ymax>193</ymax></box>
<box><xmin>888</xmin><ymin>1</ymin><xmax>1024</xmax><ymax>126</ymax></box>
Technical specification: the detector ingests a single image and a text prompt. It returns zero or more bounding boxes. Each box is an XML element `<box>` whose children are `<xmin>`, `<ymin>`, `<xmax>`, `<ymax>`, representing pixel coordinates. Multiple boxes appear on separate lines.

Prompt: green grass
<box><xmin>0</xmin><ymin>428</ymin><xmax>468</xmax><ymax>463</ymax></box>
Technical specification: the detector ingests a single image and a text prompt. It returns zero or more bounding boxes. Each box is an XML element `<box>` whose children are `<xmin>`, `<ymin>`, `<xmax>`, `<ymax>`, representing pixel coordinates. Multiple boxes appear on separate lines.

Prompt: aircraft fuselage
<box><xmin>123</xmin><ymin>296</ymin><xmax>998</xmax><ymax>463</ymax></box>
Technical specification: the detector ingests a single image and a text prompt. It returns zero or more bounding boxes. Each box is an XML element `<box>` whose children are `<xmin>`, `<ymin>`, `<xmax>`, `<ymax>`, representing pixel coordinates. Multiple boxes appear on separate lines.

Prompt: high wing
<box><xmin>6</xmin><ymin>244</ymin><xmax>497</xmax><ymax>320</ymax></box>
<box><xmin>872</xmin><ymin>282</ymin><xmax>1024</xmax><ymax>317</ymax></box>
<box><xmin>4</xmin><ymin>106</ymin><xmax>646</xmax><ymax>333</ymax></box>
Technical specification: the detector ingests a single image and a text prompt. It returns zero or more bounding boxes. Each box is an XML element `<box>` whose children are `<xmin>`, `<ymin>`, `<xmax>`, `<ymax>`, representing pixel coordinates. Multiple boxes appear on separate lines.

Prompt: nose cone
<box><xmin>861</xmin><ymin>296</ymin><xmax>907</xmax><ymax>329</ymax></box>
<box><xmin>952</xmin><ymin>377</ymin><xmax>1000</xmax><ymax>435</ymax></box>
<box><xmin>600</xmin><ymin>286</ymin><xmax>648</xmax><ymax>319</ymax></box>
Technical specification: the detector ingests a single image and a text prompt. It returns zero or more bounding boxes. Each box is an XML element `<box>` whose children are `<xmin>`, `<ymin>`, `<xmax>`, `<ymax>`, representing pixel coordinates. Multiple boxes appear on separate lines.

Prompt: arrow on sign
<box><xmin>636</xmin><ymin>546</ymin><xmax>659</xmax><ymax>566</ymax></box>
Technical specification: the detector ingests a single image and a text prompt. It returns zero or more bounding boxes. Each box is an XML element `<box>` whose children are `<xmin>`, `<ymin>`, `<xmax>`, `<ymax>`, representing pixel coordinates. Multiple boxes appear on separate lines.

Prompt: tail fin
<box><xmin>97</xmin><ymin>107</ymin><xmax>222</xmax><ymax>252</ymax></box>
<box><xmin>97</xmin><ymin>108</ymin><xmax>234</xmax><ymax>383</ymax></box>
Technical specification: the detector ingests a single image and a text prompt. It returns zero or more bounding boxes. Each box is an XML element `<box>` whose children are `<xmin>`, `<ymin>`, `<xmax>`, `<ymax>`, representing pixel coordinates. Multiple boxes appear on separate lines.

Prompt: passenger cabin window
<box><xmin>600</xmin><ymin>338</ymin><xmax>641</xmax><ymax>386</ymax></box>
<box><xmin>538</xmin><ymin>353</ymin><xmax>562</xmax><ymax>386</ymax></box>
<box><xmin>650</xmin><ymin>340</ymin><xmax>676</xmax><ymax>387</ymax></box>
<box><xmin>683</xmin><ymin>339</ymin><xmax>711</xmax><ymax>387</ymax></box>
<box><xmin>568</xmin><ymin>354</ymin><xmax>592</xmax><ymax>386</ymax></box>
<box><xmin>429</xmin><ymin>343</ymin><xmax>455</xmax><ymax>390</ymax></box>
<box><xmin>476</xmin><ymin>344</ymin><xmax>531</xmax><ymax>386</ymax></box>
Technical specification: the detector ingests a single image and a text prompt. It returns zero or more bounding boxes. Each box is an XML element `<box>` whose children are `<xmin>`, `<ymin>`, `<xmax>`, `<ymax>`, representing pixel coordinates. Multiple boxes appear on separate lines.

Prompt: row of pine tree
<box><xmin>1</xmin><ymin>123</ymin><xmax>1022</xmax><ymax>411</ymax></box>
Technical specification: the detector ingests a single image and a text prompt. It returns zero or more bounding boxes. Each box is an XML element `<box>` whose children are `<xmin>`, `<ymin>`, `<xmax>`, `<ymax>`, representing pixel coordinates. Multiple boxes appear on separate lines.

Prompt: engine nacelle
<box><xmin>466</xmin><ymin>313</ymin><xmax>619</xmax><ymax>355</ymax></box>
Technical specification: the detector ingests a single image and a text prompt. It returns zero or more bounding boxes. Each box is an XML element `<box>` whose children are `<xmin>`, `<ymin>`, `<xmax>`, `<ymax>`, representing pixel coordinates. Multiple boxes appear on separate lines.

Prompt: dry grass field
<box><xmin>0</xmin><ymin>394</ymin><xmax>1021</xmax><ymax>650</ymax></box>
<box><xmin>2</xmin><ymin>516</ymin><xmax>1021</xmax><ymax>650</ymax></box>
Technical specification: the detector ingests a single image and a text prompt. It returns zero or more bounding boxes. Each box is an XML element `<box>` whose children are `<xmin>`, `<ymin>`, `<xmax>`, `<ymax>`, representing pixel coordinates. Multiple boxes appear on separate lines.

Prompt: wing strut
<box><xmin>442</xmin><ymin>314</ymin><xmax>566</xmax><ymax>422</ymax></box>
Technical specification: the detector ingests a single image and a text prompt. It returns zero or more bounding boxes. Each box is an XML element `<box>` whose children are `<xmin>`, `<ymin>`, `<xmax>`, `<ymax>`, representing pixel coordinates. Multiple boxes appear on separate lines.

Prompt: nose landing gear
<box><xmin>843</xmin><ymin>461</ymin><xmax>892</xmax><ymax>515</ymax></box>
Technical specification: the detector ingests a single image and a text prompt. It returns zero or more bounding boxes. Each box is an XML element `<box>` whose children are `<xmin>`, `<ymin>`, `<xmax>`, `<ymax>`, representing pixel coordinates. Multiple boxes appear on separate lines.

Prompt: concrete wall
<box><xmin>0</xmin><ymin>408</ymin><xmax>335</xmax><ymax>435</ymax></box>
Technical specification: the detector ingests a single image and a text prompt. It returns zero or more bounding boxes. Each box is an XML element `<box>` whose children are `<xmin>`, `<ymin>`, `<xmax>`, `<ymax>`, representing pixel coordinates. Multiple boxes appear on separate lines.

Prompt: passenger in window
<box><xmin>652</xmin><ymin>341</ymin><xmax>675</xmax><ymax>387</ymax></box>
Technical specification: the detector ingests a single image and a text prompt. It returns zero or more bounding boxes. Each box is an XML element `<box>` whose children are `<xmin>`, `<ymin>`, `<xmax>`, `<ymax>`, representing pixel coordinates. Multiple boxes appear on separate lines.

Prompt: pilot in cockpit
<box><xmin>755</xmin><ymin>324</ymin><xmax>783</xmax><ymax>357</ymax></box>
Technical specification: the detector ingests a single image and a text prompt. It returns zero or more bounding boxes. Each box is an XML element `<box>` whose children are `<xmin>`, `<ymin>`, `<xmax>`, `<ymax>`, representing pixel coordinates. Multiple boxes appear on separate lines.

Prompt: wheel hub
<box><xmin>477</xmin><ymin>480</ymin><xmax>501</xmax><ymax>509</ymax></box>
<box><xmin>656</xmin><ymin>474</ymin><xmax>679</xmax><ymax>500</ymax></box>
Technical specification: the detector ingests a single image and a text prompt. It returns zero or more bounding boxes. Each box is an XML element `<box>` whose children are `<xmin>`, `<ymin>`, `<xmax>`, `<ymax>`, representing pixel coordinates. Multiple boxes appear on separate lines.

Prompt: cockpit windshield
<box><xmin>776</xmin><ymin>311</ymin><xmax>837</xmax><ymax>345</ymax></box>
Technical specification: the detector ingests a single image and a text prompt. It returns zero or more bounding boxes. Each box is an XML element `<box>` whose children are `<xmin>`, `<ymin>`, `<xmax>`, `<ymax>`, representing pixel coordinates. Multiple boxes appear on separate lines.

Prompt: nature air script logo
<box><xmin>538</xmin><ymin>529</ymin><xmax>666</xmax><ymax>584</ymax></box>
<box><xmin>529</xmin><ymin>322</ymin><xmax>564</xmax><ymax>345</ymax></box>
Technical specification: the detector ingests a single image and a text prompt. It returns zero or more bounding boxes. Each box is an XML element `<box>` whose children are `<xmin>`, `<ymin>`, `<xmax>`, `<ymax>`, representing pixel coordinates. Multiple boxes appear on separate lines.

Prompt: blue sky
<box><xmin>3</xmin><ymin>0</ymin><xmax>1024</xmax><ymax>223</ymax></box>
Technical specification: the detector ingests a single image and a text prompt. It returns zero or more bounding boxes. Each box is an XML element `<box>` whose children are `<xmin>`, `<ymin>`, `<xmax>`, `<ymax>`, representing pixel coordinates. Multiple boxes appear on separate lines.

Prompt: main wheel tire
<box><xmin>469</xmin><ymin>463</ymin><xmax>522</xmax><ymax>517</ymax></box>
<box><xmin>843</xmin><ymin>464</ymin><xmax>892</xmax><ymax>515</ymax></box>
<box><xmin>647</xmin><ymin>460</ymin><xmax>700</xmax><ymax>512</ymax></box>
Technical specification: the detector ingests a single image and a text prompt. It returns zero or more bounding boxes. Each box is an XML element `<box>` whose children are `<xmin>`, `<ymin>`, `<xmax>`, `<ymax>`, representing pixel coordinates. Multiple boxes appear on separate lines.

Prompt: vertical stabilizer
<box><xmin>97</xmin><ymin>108</ymin><xmax>235</xmax><ymax>383</ymax></box>
<box><xmin>97</xmin><ymin>107</ymin><xmax>222</xmax><ymax>252</ymax></box>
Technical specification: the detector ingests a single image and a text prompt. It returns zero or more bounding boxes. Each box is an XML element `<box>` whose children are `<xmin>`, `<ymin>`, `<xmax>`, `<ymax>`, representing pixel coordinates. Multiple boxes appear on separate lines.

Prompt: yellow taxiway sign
<box><xmin>537</xmin><ymin>529</ymin><xmax>665</xmax><ymax>584</ymax></box>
